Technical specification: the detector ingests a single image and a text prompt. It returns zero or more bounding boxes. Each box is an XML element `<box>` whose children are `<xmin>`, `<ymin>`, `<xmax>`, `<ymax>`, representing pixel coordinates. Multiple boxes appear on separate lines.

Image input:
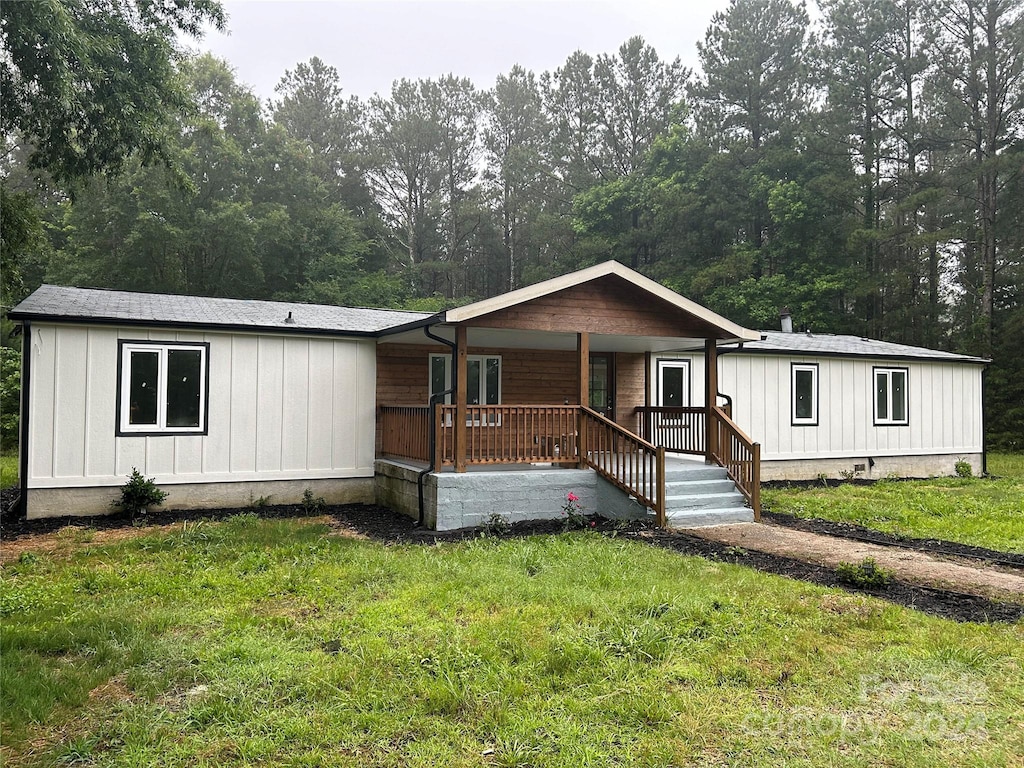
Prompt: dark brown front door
<box><xmin>589</xmin><ymin>352</ymin><xmax>615</xmax><ymax>420</ymax></box>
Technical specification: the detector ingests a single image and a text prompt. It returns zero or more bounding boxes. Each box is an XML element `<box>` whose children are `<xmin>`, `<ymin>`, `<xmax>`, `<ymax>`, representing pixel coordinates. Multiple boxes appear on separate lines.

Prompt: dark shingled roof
<box><xmin>735</xmin><ymin>330</ymin><xmax>988</xmax><ymax>364</ymax></box>
<box><xmin>8</xmin><ymin>285</ymin><xmax>434</xmax><ymax>336</ymax></box>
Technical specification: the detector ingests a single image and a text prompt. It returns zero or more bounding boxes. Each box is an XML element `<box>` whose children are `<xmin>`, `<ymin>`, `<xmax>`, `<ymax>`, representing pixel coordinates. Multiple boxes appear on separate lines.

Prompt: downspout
<box><xmin>418</xmin><ymin>325</ymin><xmax>457</xmax><ymax>526</ymax></box>
<box><xmin>714</xmin><ymin>341</ymin><xmax>744</xmax><ymax>412</ymax></box>
<box><xmin>17</xmin><ymin>322</ymin><xmax>31</xmax><ymax>517</ymax></box>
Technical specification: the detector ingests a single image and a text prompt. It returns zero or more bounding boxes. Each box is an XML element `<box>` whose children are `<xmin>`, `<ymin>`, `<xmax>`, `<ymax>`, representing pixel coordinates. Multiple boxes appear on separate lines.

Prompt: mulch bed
<box><xmin>2</xmin><ymin>497</ymin><xmax>1021</xmax><ymax>624</ymax></box>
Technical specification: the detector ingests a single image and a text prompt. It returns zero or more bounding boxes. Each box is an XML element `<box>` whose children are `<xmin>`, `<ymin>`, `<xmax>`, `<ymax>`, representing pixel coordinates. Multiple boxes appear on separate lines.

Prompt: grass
<box><xmin>1</xmin><ymin>450</ymin><xmax>17</xmax><ymax>489</ymax></box>
<box><xmin>989</xmin><ymin>451</ymin><xmax>1024</xmax><ymax>480</ymax></box>
<box><xmin>2</xmin><ymin>515</ymin><xmax>1022</xmax><ymax>767</ymax></box>
<box><xmin>764</xmin><ymin>452</ymin><xmax>1024</xmax><ymax>553</ymax></box>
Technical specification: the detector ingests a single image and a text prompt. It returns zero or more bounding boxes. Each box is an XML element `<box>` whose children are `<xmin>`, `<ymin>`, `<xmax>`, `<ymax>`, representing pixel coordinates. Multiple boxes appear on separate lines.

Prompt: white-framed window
<box><xmin>656</xmin><ymin>359</ymin><xmax>691</xmax><ymax>407</ymax></box>
<box><xmin>791</xmin><ymin>363</ymin><xmax>818</xmax><ymax>426</ymax></box>
<box><xmin>874</xmin><ymin>367</ymin><xmax>908</xmax><ymax>426</ymax></box>
<box><xmin>429</xmin><ymin>354</ymin><xmax>502</xmax><ymax>418</ymax></box>
<box><xmin>118</xmin><ymin>341</ymin><xmax>209</xmax><ymax>435</ymax></box>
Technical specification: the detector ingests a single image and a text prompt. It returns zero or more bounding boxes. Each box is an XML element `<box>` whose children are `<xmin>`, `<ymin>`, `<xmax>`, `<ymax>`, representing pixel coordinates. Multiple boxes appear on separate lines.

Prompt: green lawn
<box><xmin>989</xmin><ymin>451</ymin><xmax>1024</xmax><ymax>480</ymax></box>
<box><xmin>764</xmin><ymin>453</ymin><xmax>1024</xmax><ymax>553</ymax></box>
<box><xmin>1</xmin><ymin>450</ymin><xmax>17</xmax><ymax>489</ymax></box>
<box><xmin>2</xmin><ymin>516</ymin><xmax>1022</xmax><ymax>767</ymax></box>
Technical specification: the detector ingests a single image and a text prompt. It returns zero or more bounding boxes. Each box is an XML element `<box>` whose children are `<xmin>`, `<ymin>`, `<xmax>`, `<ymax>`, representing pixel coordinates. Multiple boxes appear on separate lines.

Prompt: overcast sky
<box><xmin>189</xmin><ymin>0</ymin><xmax>732</xmax><ymax>102</ymax></box>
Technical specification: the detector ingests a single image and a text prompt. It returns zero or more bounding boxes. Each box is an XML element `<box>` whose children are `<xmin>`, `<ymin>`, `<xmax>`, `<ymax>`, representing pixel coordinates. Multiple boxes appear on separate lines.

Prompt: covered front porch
<box><xmin>374</xmin><ymin>262</ymin><xmax>763</xmax><ymax>528</ymax></box>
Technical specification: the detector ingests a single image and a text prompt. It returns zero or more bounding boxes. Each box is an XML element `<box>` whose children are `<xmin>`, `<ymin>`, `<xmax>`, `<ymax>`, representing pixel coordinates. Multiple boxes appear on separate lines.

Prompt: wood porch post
<box><xmin>577</xmin><ymin>332</ymin><xmax>589</xmax><ymax>468</ymax></box>
<box><xmin>643</xmin><ymin>350</ymin><xmax>651</xmax><ymax>441</ymax></box>
<box><xmin>455</xmin><ymin>325</ymin><xmax>468</xmax><ymax>473</ymax></box>
<box><xmin>705</xmin><ymin>338</ymin><xmax>718</xmax><ymax>462</ymax></box>
<box><xmin>577</xmin><ymin>332</ymin><xmax>589</xmax><ymax>407</ymax></box>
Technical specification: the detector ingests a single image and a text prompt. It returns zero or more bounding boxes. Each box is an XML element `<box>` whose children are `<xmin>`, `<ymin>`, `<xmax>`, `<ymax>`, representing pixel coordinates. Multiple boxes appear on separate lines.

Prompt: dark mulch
<box><xmin>762</xmin><ymin>510</ymin><xmax>1024</xmax><ymax>569</ymax></box>
<box><xmin>0</xmin><ymin>498</ymin><xmax>327</xmax><ymax>540</ymax></box>
<box><xmin>2</xmin><ymin>500</ymin><xmax>1020</xmax><ymax>624</ymax></box>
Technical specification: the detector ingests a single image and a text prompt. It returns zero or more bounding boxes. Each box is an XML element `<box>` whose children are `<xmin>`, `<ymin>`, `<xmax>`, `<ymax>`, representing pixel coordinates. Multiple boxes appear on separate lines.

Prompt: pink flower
<box><xmin>590</xmin><ymin>521</ymin><xmax>596</xmax><ymax>528</ymax></box>
<box><xmin>567</xmin><ymin>492</ymin><xmax>579</xmax><ymax>502</ymax></box>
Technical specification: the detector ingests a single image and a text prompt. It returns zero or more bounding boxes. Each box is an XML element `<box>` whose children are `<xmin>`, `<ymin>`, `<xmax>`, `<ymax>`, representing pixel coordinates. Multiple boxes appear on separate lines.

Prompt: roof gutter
<box><xmin>417</xmin><ymin>324</ymin><xmax>456</xmax><ymax>526</ymax></box>
<box><xmin>375</xmin><ymin>311</ymin><xmax>447</xmax><ymax>338</ymax></box>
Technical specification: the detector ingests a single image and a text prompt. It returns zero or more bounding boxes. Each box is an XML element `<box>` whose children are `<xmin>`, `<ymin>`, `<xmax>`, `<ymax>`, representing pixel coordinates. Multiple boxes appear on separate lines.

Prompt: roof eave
<box><xmin>4</xmin><ymin>312</ymin><xmax>383</xmax><ymax>338</ymax></box>
<box><xmin>726</xmin><ymin>345</ymin><xmax>989</xmax><ymax>365</ymax></box>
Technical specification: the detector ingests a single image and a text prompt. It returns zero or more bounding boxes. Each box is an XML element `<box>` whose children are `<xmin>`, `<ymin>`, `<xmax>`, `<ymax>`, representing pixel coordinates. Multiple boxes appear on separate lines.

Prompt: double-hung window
<box><xmin>874</xmin><ymin>367</ymin><xmax>908</xmax><ymax>426</ymax></box>
<box><xmin>429</xmin><ymin>354</ymin><xmax>501</xmax><ymax>424</ymax></box>
<box><xmin>118</xmin><ymin>341</ymin><xmax>209</xmax><ymax>434</ymax></box>
<box><xmin>791</xmin><ymin>363</ymin><xmax>818</xmax><ymax>426</ymax></box>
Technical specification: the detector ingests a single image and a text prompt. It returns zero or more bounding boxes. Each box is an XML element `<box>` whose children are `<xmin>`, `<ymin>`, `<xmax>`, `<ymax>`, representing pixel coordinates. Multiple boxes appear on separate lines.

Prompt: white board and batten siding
<box><xmin>28</xmin><ymin>323</ymin><xmax>377</xmax><ymax>490</ymax></box>
<box><xmin>652</xmin><ymin>352</ymin><xmax>984</xmax><ymax>474</ymax></box>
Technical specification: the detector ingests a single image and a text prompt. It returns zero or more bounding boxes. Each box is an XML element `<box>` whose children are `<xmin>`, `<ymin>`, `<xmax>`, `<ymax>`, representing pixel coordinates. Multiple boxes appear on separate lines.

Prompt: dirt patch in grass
<box><xmin>762</xmin><ymin>510</ymin><xmax>1024</xmax><ymax>568</ymax></box>
<box><xmin>628</xmin><ymin>528</ymin><xmax>1024</xmax><ymax>624</ymax></box>
<box><xmin>3</xmin><ymin>501</ymin><xmax>1021</xmax><ymax>623</ymax></box>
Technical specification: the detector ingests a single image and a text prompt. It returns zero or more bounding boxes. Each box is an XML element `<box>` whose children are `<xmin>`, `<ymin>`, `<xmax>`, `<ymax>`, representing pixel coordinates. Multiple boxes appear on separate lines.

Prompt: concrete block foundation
<box><xmin>760</xmin><ymin>453</ymin><xmax>985</xmax><ymax>482</ymax></box>
<box><xmin>25</xmin><ymin>477</ymin><xmax>375</xmax><ymax>520</ymax></box>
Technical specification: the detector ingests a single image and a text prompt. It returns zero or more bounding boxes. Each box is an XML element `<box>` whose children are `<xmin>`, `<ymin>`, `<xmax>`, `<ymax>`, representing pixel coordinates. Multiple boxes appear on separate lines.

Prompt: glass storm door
<box><xmin>658</xmin><ymin>360</ymin><xmax>690</xmax><ymax>407</ymax></box>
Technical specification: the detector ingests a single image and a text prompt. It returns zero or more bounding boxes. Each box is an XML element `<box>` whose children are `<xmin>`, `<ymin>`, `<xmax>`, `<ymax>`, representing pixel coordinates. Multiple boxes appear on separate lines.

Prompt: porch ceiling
<box><xmin>378</xmin><ymin>325</ymin><xmax>710</xmax><ymax>353</ymax></box>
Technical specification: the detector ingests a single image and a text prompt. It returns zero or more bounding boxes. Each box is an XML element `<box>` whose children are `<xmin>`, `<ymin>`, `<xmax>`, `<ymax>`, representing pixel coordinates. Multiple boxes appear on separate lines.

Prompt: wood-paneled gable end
<box><xmin>465</xmin><ymin>276</ymin><xmax>728</xmax><ymax>338</ymax></box>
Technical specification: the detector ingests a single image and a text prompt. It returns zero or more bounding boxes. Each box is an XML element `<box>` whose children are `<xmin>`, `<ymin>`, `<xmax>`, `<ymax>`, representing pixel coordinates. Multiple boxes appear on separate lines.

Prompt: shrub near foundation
<box><xmin>111</xmin><ymin>468</ymin><xmax>168</xmax><ymax>522</ymax></box>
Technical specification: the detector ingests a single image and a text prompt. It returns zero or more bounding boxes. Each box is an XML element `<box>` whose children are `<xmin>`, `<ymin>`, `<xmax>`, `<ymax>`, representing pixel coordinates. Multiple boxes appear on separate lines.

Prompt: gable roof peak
<box><xmin>441</xmin><ymin>260</ymin><xmax>760</xmax><ymax>343</ymax></box>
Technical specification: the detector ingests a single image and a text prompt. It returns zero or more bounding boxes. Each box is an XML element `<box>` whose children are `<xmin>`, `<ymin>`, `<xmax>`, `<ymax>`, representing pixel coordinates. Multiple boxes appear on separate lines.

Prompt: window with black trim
<box><xmin>874</xmin><ymin>367</ymin><xmax>908</xmax><ymax>425</ymax></box>
<box><xmin>118</xmin><ymin>341</ymin><xmax>209</xmax><ymax>434</ymax></box>
<box><xmin>791</xmin><ymin>363</ymin><xmax>818</xmax><ymax>426</ymax></box>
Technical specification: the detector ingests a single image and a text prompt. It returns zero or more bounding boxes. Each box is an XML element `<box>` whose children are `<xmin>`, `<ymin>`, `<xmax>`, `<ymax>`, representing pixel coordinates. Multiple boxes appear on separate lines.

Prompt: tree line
<box><xmin>2</xmin><ymin>0</ymin><xmax>1022</xmax><ymax>448</ymax></box>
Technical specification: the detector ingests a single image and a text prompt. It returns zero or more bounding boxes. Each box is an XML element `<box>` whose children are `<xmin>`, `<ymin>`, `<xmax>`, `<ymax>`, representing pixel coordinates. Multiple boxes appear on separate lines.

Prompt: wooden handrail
<box><xmin>708</xmin><ymin>405</ymin><xmax>761</xmax><ymax>519</ymax></box>
<box><xmin>579</xmin><ymin>406</ymin><xmax>665</xmax><ymax>525</ymax></box>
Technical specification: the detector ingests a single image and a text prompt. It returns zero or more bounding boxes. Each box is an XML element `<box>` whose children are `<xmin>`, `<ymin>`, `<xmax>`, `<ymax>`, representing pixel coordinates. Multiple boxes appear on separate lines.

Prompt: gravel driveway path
<box><xmin>686</xmin><ymin>522</ymin><xmax>1024</xmax><ymax>602</ymax></box>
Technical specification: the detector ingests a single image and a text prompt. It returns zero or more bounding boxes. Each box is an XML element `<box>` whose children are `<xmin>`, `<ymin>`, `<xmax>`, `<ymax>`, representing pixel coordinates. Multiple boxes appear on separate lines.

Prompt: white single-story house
<box><xmin>7</xmin><ymin>261</ymin><xmax>987</xmax><ymax>528</ymax></box>
<box><xmin>644</xmin><ymin>332</ymin><xmax>987</xmax><ymax>481</ymax></box>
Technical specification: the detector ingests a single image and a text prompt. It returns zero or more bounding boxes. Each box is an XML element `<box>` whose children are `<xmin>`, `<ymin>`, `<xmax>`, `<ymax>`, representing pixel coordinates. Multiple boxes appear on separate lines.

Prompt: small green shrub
<box><xmin>836</xmin><ymin>557</ymin><xmax>893</xmax><ymax>589</ymax></box>
<box><xmin>301</xmin><ymin>488</ymin><xmax>326</xmax><ymax>515</ymax></box>
<box><xmin>954</xmin><ymin>459</ymin><xmax>973</xmax><ymax>478</ymax></box>
<box><xmin>111</xmin><ymin>468</ymin><xmax>168</xmax><ymax>521</ymax></box>
<box><xmin>482</xmin><ymin>512</ymin><xmax>510</xmax><ymax>536</ymax></box>
<box><xmin>246</xmin><ymin>492</ymin><xmax>273</xmax><ymax>509</ymax></box>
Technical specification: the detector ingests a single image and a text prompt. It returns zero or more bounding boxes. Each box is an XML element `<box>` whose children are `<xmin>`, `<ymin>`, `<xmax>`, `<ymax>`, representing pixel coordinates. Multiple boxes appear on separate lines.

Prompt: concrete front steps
<box><xmin>662</xmin><ymin>462</ymin><xmax>754</xmax><ymax>528</ymax></box>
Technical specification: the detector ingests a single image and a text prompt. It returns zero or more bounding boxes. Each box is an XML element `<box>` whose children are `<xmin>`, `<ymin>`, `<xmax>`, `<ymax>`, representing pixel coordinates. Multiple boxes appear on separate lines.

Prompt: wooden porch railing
<box><xmin>379</xmin><ymin>402</ymin><xmax>756</xmax><ymax>526</ymax></box>
<box><xmin>379</xmin><ymin>405</ymin><xmax>431</xmax><ymax>462</ymax></box>
<box><xmin>708</xmin><ymin>406</ymin><xmax>761</xmax><ymax>519</ymax></box>
<box><xmin>635</xmin><ymin>406</ymin><xmax>706</xmax><ymax>455</ymax></box>
<box><xmin>579</xmin><ymin>406</ymin><xmax>665</xmax><ymax>526</ymax></box>
<box><xmin>437</xmin><ymin>405</ymin><xmax>580</xmax><ymax>466</ymax></box>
